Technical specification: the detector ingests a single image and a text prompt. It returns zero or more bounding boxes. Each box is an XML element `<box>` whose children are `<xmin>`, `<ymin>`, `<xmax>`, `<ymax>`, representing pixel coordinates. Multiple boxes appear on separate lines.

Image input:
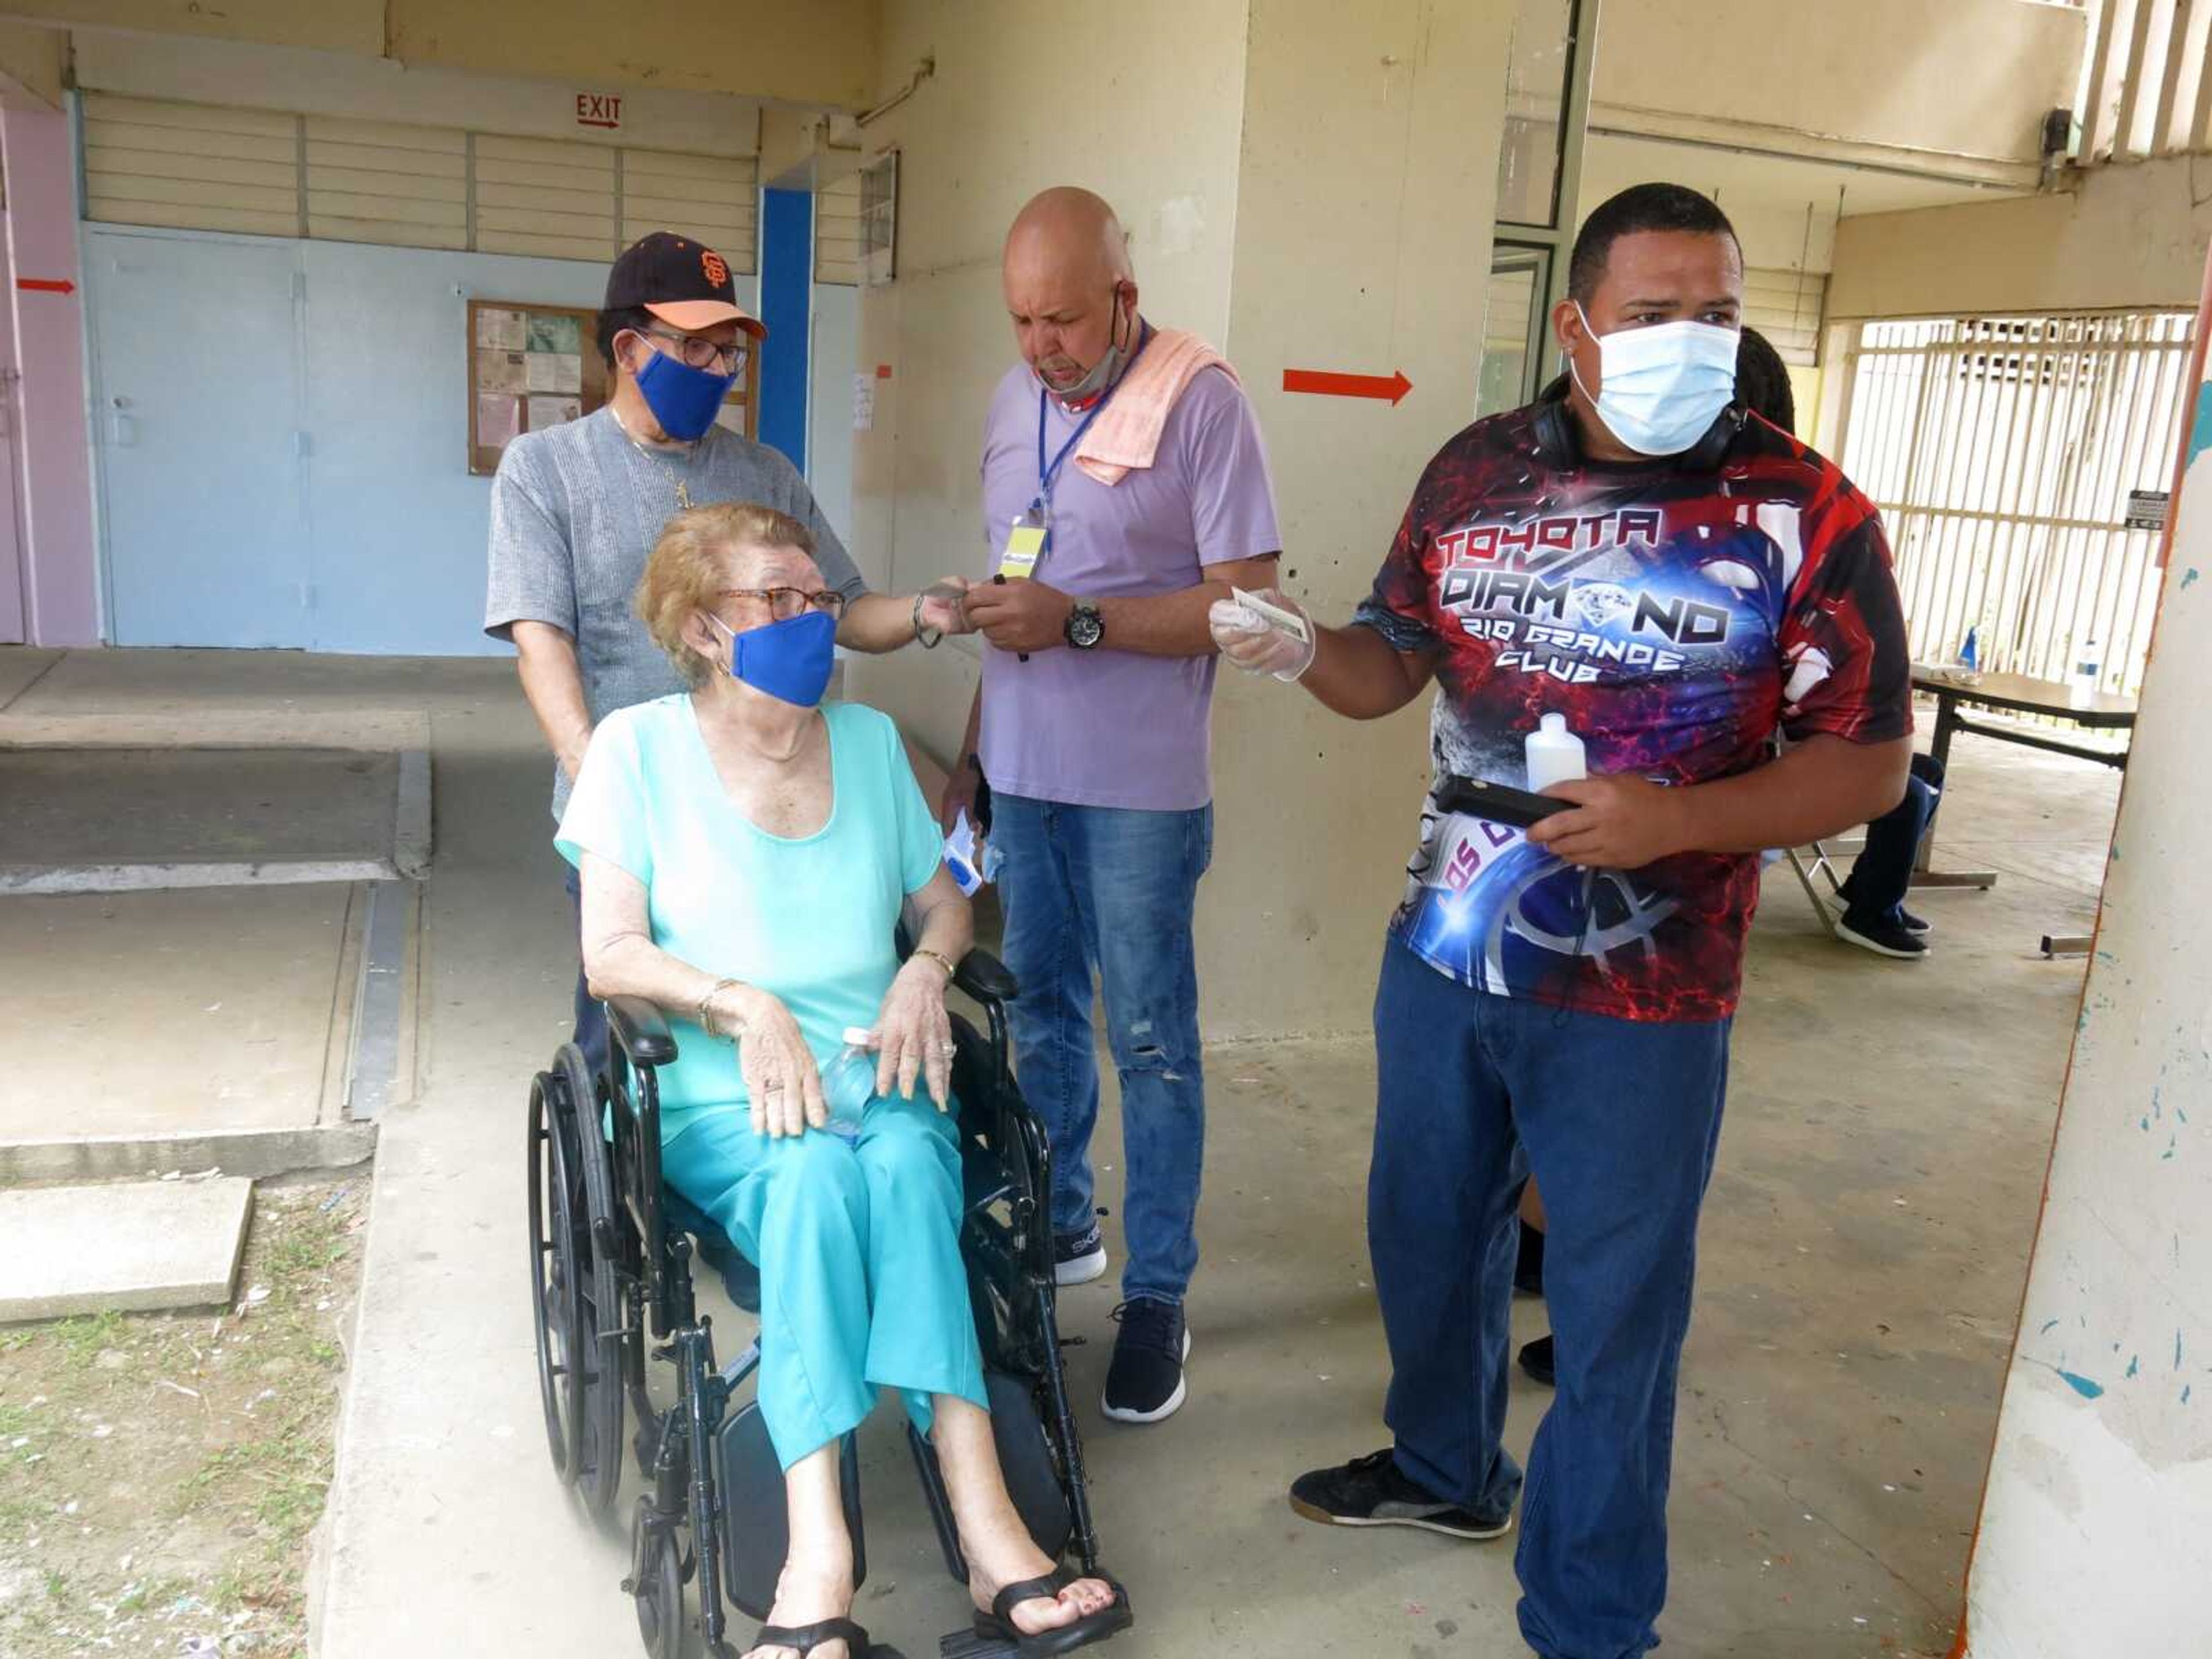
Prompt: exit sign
<box><xmin>575</xmin><ymin>92</ymin><xmax>623</xmax><ymax>131</ymax></box>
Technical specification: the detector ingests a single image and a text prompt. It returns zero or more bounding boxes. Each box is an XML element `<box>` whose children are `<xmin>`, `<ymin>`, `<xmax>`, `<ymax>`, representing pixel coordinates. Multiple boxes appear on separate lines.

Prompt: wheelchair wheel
<box><xmin>556</xmin><ymin>1043</ymin><xmax>629</xmax><ymax>1522</ymax></box>
<box><xmin>527</xmin><ymin>1070</ymin><xmax>586</xmax><ymax>1484</ymax></box>
<box><xmin>629</xmin><ymin>1502</ymin><xmax>685</xmax><ymax>1659</ymax></box>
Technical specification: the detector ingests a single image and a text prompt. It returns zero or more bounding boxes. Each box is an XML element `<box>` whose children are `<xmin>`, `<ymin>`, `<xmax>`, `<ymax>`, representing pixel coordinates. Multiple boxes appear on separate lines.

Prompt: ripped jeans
<box><xmin>989</xmin><ymin>792</ymin><xmax>1212</xmax><ymax>1306</ymax></box>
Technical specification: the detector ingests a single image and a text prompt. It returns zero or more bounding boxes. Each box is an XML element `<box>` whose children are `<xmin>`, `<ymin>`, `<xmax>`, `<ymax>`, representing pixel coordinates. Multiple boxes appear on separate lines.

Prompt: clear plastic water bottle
<box><xmin>2069</xmin><ymin>635</ymin><xmax>2102</xmax><ymax>705</ymax></box>
<box><xmin>818</xmin><ymin>1027</ymin><xmax>877</xmax><ymax>1142</ymax></box>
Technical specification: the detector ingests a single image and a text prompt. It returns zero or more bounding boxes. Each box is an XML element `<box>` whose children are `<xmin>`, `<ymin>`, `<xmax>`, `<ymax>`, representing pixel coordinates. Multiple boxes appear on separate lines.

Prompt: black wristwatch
<box><xmin>1065</xmin><ymin>599</ymin><xmax>1104</xmax><ymax>650</ymax></box>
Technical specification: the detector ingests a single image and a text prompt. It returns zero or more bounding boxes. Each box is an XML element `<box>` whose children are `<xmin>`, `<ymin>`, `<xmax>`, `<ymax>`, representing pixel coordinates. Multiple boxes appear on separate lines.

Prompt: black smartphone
<box><xmin>1433</xmin><ymin>774</ymin><xmax>1573</xmax><ymax>829</ymax></box>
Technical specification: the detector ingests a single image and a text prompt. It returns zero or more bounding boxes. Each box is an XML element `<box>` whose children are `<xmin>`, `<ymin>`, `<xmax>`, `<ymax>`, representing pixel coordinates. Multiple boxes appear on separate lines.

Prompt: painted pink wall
<box><xmin>2</xmin><ymin>103</ymin><xmax>100</xmax><ymax>645</ymax></box>
<box><xmin>0</xmin><ymin>194</ymin><xmax>25</xmax><ymax>644</ymax></box>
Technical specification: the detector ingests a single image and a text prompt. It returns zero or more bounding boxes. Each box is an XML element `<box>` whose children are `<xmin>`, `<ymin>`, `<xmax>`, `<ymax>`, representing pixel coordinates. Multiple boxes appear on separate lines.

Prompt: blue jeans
<box><xmin>1369</xmin><ymin>938</ymin><xmax>1730</xmax><ymax>1659</ymax></box>
<box><xmin>562</xmin><ymin>863</ymin><xmax>609</xmax><ymax>1078</ymax></box>
<box><xmin>990</xmin><ymin>793</ymin><xmax>1211</xmax><ymax>1305</ymax></box>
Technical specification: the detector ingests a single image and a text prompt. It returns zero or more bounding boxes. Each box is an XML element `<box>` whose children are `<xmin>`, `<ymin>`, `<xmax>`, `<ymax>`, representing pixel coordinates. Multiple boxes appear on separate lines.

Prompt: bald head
<box><xmin>1005</xmin><ymin>187</ymin><xmax>1134</xmax><ymax>287</ymax></box>
<box><xmin>1003</xmin><ymin>187</ymin><xmax>1140</xmax><ymax>398</ymax></box>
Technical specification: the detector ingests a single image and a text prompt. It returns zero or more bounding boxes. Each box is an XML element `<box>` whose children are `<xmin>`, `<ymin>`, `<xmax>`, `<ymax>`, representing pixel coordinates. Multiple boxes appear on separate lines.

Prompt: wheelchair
<box><xmin>525</xmin><ymin>947</ymin><xmax>1128</xmax><ymax>1659</ymax></box>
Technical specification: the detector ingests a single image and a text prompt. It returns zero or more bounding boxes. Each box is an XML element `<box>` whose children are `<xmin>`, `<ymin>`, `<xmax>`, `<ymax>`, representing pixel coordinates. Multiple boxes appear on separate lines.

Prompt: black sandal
<box><xmin>965</xmin><ymin>1565</ymin><xmax>1133</xmax><ymax>1656</ymax></box>
<box><xmin>749</xmin><ymin>1616</ymin><xmax>897</xmax><ymax>1658</ymax></box>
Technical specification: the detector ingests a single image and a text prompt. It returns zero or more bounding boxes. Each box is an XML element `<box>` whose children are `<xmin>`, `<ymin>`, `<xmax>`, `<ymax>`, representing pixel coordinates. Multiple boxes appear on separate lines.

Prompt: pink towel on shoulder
<box><xmin>1074</xmin><ymin>328</ymin><xmax>1238</xmax><ymax>486</ymax></box>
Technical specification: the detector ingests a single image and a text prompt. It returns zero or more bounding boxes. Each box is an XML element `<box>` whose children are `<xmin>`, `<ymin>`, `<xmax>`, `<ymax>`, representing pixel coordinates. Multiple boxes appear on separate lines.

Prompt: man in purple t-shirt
<box><xmin>943</xmin><ymin>187</ymin><xmax>1283</xmax><ymax>1425</ymax></box>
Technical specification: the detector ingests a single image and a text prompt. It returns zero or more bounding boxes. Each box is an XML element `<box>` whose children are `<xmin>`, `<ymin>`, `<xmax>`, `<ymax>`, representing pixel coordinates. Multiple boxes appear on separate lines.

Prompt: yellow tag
<box><xmin>999</xmin><ymin>522</ymin><xmax>1046</xmax><ymax>579</ymax></box>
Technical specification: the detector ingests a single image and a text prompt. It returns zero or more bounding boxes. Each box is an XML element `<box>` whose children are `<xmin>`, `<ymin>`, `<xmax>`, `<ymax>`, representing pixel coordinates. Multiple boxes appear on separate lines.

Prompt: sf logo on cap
<box><xmin>702</xmin><ymin>249</ymin><xmax>729</xmax><ymax>288</ymax></box>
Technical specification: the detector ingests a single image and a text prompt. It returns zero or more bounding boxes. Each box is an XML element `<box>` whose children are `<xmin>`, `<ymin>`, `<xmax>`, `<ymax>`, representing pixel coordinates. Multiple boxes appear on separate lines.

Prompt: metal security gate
<box><xmin>1835</xmin><ymin>310</ymin><xmax>2194</xmax><ymax>695</ymax></box>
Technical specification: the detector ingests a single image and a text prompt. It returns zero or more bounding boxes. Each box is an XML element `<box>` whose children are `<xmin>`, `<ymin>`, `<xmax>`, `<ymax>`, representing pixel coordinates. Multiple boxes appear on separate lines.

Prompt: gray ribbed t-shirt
<box><xmin>484</xmin><ymin>408</ymin><xmax>864</xmax><ymax>817</ymax></box>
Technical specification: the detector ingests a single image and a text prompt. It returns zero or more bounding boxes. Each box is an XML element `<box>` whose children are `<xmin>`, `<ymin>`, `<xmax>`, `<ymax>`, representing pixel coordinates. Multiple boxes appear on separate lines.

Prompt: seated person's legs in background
<box><xmin>1516</xmin><ymin>1180</ymin><xmax>1555</xmax><ymax>1387</ymax></box>
<box><xmin>660</xmin><ymin>1103</ymin><xmax>1117</xmax><ymax>1657</ymax></box>
<box><xmin>1836</xmin><ymin>753</ymin><xmax>1945</xmax><ymax>959</ymax></box>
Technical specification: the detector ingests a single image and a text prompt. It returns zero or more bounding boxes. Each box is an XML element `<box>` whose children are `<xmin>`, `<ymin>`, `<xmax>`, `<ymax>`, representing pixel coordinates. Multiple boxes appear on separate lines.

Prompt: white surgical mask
<box><xmin>1571</xmin><ymin>302</ymin><xmax>1740</xmax><ymax>457</ymax></box>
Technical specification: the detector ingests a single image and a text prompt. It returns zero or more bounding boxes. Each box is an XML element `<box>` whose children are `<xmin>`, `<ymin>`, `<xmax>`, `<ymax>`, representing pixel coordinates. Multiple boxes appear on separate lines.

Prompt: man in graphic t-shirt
<box><xmin>1211</xmin><ymin>184</ymin><xmax>1911</xmax><ymax>1658</ymax></box>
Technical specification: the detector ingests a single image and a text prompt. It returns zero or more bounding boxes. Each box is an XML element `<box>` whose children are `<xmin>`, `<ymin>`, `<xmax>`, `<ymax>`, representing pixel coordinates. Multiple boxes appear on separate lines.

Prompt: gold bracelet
<box><xmin>909</xmin><ymin>948</ymin><xmax>957</xmax><ymax>982</ymax></box>
<box><xmin>699</xmin><ymin>976</ymin><xmax>743</xmax><ymax>1039</ymax></box>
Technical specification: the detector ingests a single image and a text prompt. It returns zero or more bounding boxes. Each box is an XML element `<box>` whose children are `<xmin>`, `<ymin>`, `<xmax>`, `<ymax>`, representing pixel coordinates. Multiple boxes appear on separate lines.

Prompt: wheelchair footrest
<box><xmin>939</xmin><ymin>1628</ymin><xmax>1021</xmax><ymax>1659</ymax></box>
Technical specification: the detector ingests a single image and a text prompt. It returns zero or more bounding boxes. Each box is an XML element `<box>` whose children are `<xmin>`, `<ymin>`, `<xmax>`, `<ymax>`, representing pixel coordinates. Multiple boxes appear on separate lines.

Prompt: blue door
<box><xmin>88</xmin><ymin>229</ymin><xmax>307</xmax><ymax>647</ymax></box>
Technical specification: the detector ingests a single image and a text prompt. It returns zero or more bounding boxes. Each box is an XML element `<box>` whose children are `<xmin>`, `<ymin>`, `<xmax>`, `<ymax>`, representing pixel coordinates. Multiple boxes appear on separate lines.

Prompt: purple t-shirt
<box><xmin>977</xmin><ymin>359</ymin><xmax>1282</xmax><ymax>810</ymax></box>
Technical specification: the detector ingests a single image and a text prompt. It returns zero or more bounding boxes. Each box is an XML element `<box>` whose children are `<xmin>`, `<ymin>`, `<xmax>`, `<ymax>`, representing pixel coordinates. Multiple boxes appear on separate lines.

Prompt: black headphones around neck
<box><xmin>1529</xmin><ymin>381</ymin><xmax>1745</xmax><ymax>474</ymax></box>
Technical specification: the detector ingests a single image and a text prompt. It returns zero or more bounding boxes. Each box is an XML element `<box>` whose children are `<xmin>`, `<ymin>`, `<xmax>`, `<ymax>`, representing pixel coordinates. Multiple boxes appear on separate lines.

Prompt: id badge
<box><xmin>999</xmin><ymin>502</ymin><xmax>1048</xmax><ymax>580</ymax></box>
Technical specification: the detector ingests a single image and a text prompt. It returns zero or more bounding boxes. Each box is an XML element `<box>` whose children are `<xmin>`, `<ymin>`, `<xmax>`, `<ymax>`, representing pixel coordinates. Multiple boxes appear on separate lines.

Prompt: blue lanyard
<box><xmin>1035</xmin><ymin>325</ymin><xmax>1152</xmax><ymax>507</ymax></box>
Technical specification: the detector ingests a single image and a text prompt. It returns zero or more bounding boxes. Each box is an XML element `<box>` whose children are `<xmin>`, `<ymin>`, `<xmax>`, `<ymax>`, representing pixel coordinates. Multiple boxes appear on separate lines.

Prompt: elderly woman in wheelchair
<box><xmin>552</xmin><ymin>502</ymin><xmax>1126</xmax><ymax>1659</ymax></box>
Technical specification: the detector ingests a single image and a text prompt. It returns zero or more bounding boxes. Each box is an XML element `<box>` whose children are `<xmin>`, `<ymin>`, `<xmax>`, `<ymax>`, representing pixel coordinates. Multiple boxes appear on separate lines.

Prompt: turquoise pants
<box><xmin>661</xmin><ymin>1094</ymin><xmax>989</xmax><ymax>1469</ymax></box>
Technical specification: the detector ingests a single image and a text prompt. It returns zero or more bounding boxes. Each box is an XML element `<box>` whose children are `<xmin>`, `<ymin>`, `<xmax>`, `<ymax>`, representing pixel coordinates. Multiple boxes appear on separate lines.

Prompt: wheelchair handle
<box><xmin>952</xmin><ymin>949</ymin><xmax>1020</xmax><ymax>1006</ymax></box>
<box><xmin>607</xmin><ymin>995</ymin><xmax>679</xmax><ymax>1067</ymax></box>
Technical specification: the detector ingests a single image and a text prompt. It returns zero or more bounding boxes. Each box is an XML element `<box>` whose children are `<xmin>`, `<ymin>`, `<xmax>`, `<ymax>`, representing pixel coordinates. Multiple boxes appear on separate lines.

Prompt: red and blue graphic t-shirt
<box><xmin>1354</xmin><ymin>407</ymin><xmax>1912</xmax><ymax>1024</ymax></box>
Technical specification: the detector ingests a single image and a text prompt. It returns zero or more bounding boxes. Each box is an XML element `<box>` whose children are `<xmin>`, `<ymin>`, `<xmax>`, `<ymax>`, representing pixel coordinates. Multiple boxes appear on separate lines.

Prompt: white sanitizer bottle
<box><xmin>1525</xmin><ymin>712</ymin><xmax>1587</xmax><ymax>793</ymax></box>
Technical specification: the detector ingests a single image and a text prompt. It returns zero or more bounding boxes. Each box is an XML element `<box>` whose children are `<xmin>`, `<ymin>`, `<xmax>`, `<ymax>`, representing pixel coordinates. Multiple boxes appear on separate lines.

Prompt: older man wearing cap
<box><xmin>486</xmin><ymin>230</ymin><xmax>967</xmax><ymax>1071</ymax></box>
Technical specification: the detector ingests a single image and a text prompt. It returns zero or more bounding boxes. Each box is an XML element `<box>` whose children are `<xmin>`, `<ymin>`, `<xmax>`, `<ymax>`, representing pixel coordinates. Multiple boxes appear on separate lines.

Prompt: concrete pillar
<box><xmin>1202</xmin><ymin>0</ymin><xmax>1516</xmax><ymax>1034</ymax></box>
<box><xmin>1952</xmin><ymin>255</ymin><xmax>2212</xmax><ymax>1656</ymax></box>
<box><xmin>1</xmin><ymin>100</ymin><xmax>100</xmax><ymax>646</ymax></box>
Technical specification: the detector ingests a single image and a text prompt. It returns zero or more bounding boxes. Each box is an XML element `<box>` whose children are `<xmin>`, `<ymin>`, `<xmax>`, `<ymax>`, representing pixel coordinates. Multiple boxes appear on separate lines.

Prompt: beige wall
<box><xmin>1830</xmin><ymin>157</ymin><xmax>2212</xmax><ymax>320</ymax></box>
<box><xmin>0</xmin><ymin>22</ymin><xmax>66</xmax><ymax>109</ymax></box>
<box><xmin>847</xmin><ymin>0</ymin><xmax>1517</xmax><ymax>1039</ymax></box>
<box><xmin>5</xmin><ymin>0</ymin><xmax>381</xmax><ymax>54</ymax></box>
<box><xmin>8</xmin><ymin>0</ymin><xmax>878</xmax><ymax>106</ymax></box>
<box><xmin>71</xmin><ymin>31</ymin><xmax>763</xmax><ymax>154</ymax></box>
<box><xmin>380</xmin><ymin>0</ymin><xmax>878</xmax><ymax>108</ymax></box>
<box><xmin>1592</xmin><ymin>0</ymin><xmax>2083</xmax><ymax>177</ymax></box>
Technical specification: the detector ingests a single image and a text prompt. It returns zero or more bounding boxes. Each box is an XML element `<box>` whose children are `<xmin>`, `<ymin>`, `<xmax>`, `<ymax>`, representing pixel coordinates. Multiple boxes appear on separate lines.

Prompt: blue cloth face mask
<box><xmin>634</xmin><ymin>344</ymin><xmax>738</xmax><ymax>442</ymax></box>
<box><xmin>709</xmin><ymin>609</ymin><xmax>837</xmax><ymax>708</ymax></box>
<box><xmin>1570</xmin><ymin>302</ymin><xmax>1741</xmax><ymax>457</ymax></box>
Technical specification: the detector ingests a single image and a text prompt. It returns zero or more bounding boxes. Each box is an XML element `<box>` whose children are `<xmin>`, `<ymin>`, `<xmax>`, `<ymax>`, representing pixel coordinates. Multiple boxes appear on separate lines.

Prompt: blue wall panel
<box><xmin>84</xmin><ymin>225</ymin><xmax>763</xmax><ymax>656</ymax></box>
<box><xmin>758</xmin><ymin>187</ymin><xmax>813</xmax><ymax>475</ymax></box>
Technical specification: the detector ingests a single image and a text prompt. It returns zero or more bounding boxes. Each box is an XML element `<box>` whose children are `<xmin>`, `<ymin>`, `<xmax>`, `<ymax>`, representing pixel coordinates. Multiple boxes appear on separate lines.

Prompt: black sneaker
<box><xmin>1513</xmin><ymin>1219</ymin><xmax>1546</xmax><ymax>1297</ymax></box>
<box><xmin>1289</xmin><ymin>1448</ymin><xmax>1513</xmax><ymax>1540</ymax></box>
<box><xmin>1835</xmin><ymin>911</ymin><xmax>1929</xmax><ymax>959</ymax></box>
<box><xmin>1054</xmin><ymin>1222</ymin><xmax>1108</xmax><ymax>1287</ymax></box>
<box><xmin>1900</xmin><ymin>906</ymin><xmax>1931</xmax><ymax>934</ymax></box>
<box><xmin>1101</xmin><ymin>1297</ymin><xmax>1190</xmax><ymax>1423</ymax></box>
<box><xmin>1518</xmin><ymin>1334</ymin><xmax>1555</xmax><ymax>1387</ymax></box>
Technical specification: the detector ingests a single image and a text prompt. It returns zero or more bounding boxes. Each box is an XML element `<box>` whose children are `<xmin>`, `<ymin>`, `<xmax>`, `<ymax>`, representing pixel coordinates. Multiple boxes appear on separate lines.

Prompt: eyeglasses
<box><xmin>643</xmin><ymin>327</ymin><xmax>749</xmax><ymax>375</ymax></box>
<box><xmin>718</xmin><ymin>586</ymin><xmax>847</xmax><ymax>622</ymax></box>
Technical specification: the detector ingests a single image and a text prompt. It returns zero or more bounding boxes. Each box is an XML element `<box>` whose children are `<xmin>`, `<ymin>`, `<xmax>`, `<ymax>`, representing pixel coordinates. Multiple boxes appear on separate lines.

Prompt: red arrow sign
<box><xmin>16</xmin><ymin>278</ymin><xmax>75</xmax><ymax>295</ymax></box>
<box><xmin>1283</xmin><ymin>366</ymin><xmax>1411</xmax><ymax>406</ymax></box>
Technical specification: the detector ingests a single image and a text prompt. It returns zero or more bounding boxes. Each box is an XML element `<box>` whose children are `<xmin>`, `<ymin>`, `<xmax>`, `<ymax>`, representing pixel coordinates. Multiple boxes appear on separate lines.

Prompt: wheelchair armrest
<box><xmin>954</xmin><ymin>949</ymin><xmax>1019</xmax><ymax>1005</ymax></box>
<box><xmin>606</xmin><ymin>996</ymin><xmax>679</xmax><ymax>1067</ymax></box>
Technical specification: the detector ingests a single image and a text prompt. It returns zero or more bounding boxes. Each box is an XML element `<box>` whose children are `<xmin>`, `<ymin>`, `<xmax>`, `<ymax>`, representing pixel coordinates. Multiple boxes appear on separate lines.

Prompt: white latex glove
<box><xmin>1208</xmin><ymin>588</ymin><xmax>1317</xmax><ymax>682</ymax></box>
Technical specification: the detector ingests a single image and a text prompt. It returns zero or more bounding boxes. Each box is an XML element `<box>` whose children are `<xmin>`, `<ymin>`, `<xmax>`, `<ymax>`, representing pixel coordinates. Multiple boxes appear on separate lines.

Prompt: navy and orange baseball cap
<box><xmin>605</xmin><ymin>230</ymin><xmax>765</xmax><ymax>339</ymax></box>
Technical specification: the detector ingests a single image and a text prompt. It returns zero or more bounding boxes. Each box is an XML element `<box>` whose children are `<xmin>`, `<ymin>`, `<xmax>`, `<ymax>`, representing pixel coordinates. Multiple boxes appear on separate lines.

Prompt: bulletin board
<box><xmin>468</xmin><ymin>300</ymin><xmax>603</xmax><ymax>475</ymax></box>
<box><xmin>467</xmin><ymin>298</ymin><xmax>760</xmax><ymax>475</ymax></box>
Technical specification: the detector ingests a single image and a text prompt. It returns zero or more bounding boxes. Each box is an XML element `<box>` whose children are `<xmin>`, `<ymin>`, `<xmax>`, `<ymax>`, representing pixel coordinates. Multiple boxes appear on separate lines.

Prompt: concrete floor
<box><xmin>0</xmin><ymin>881</ymin><xmax>359</xmax><ymax>1142</ymax></box>
<box><xmin>0</xmin><ymin>646</ymin><xmax>2119</xmax><ymax>1658</ymax></box>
